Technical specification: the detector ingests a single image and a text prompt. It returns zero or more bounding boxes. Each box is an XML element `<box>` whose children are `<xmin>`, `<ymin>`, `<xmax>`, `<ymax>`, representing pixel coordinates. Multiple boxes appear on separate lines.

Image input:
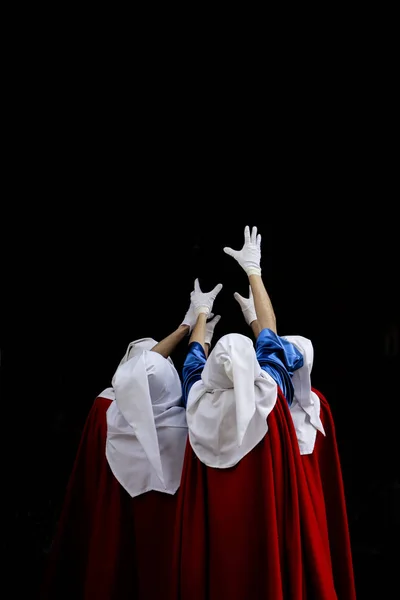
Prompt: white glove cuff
<box><xmin>244</xmin><ymin>310</ymin><xmax>258</xmax><ymax>326</ymax></box>
<box><xmin>194</xmin><ymin>306</ymin><xmax>210</xmax><ymax>317</ymax></box>
<box><xmin>204</xmin><ymin>333</ymin><xmax>212</xmax><ymax>345</ymax></box>
<box><xmin>245</xmin><ymin>267</ymin><xmax>261</xmax><ymax>276</ymax></box>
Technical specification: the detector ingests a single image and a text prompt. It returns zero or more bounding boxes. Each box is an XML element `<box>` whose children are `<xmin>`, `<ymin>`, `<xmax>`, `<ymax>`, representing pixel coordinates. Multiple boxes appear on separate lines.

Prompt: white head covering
<box><xmin>116</xmin><ymin>337</ymin><xmax>174</xmax><ymax>366</ymax></box>
<box><xmin>282</xmin><ymin>335</ymin><xmax>325</xmax><ymax>454</ymax></box>
<box><xmin>104</xmin><ymin>338</ymin><xmax>187</xmax><ymax>497</ymax></box>
<box><xmin>98</xmin><ymin>338</ymin><xmax>163</xmax><ymax>400</ymax></box>
<box><xmin>186</xmin><ymin>333</ymin><xmax>277</xmax><ymax>469</ymax></box>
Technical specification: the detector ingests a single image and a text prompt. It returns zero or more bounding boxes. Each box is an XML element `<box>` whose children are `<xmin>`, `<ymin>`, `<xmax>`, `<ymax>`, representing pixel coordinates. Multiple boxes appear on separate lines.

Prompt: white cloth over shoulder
<box><xmin>105</xmin><ymin>338</ymin><xmax>187</xmax><ymax>497</ymax></box>
<box><xmin>186</xmin><ymin>333</ymin><xmax>278</xmax><ymax>469</ymax></box>
<box><xmin>98</xmin><ymin>387</ymin><xmax>115</xmax><ymax>400</ymax></box>
<box><xmin>282</xmin><ymin>335</ymin><xmax>325</xmax><ymax>455</ymax></box>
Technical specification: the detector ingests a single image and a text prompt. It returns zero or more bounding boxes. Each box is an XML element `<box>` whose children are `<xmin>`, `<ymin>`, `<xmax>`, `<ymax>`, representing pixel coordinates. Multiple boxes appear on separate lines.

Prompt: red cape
<box><xmin>303</xmin><ymin>389</ymin><xmax>357</xmax><ymax>600</ymax></box>
<box><xmin>42</xmin><ymin>391</ymin><xmax>356</xmax><ymax>600</ymax></box>
<box><xmin>170</xmin><ymin>390</ymin><xmax>356</xmax><ymax>600</ymax></box>
<box><xmin>41</xmin><ymin>397</ymin><xmax>179</xmax><ymax>600</ymax></box>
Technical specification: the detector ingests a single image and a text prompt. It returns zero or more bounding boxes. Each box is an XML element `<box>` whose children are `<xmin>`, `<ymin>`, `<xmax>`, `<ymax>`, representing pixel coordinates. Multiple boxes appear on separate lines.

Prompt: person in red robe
<box><xmin>41</xmin><ymin>292</ymin><xmax>222</xmax><ymax>600</ymax></box>
<box><xmin>172</xmin><ymin>226</ymin><xmax>356</xmax><ymax>599</ymax></box>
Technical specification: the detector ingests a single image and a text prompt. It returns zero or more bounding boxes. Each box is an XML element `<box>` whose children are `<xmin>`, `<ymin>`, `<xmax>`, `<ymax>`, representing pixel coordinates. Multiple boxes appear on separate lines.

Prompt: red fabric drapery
<box><xmin>42</xmin><ymin>391</ymin><xmax>356</xmax><ymax>599</ymax></box>
<box><xmin>41</xmin><ymin>397</ymin><xmax>178</xmax><ymax>599</ymax></box>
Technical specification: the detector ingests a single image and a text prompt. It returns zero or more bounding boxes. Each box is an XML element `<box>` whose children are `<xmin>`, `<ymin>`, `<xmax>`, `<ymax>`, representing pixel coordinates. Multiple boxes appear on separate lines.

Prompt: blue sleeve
<box><xmin>182</xmin><ymin>342</ymin><xmax>207</xmax><ymax>407</ymax></box>
<box><xmin>256</xmin><ymin>328</ymin><xmax>304</xmax><ymax>405</ymax></box>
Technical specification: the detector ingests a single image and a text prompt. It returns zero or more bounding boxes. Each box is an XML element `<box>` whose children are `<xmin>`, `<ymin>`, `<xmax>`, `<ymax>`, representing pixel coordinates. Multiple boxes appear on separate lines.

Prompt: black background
<box><xmin>2</xmin><ymin>33</ymin><xmax>399</xmax><ymax>598</ymax></box>
<box><xmin>5</xmin><ymin>201</ymin><xmax>398</xmax><ymax>599</ymax></box>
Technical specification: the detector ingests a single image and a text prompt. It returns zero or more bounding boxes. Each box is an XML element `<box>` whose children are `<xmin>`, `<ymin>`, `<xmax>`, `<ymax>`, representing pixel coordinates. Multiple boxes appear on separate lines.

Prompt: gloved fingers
<box><xmin>208</xmin><ymin>314</ymin><xmax>221</xmax><ymax>326</ymax></box>
<box><xmin>211</xmin><ymin>283</ymin><xmax>223</xmax><ymax>298</ymax></box>
<box><xmin>233</xmin><ymin>292</ymin><xmax>246</xmax><ymax>307</ymax></box>
<box><xmin>250</xmin><ymin>226</ymin><xmax>258</xmax><ymax>245</ymax></box>
<box><xmin>234</xmin><ymin>286</ymin><xmax>253</xmax><ymax>305</ymax></box>
<box><xmin>223</xmin><ymin>246</ymin><xmax>238</xmax><ymax>258</ymax></box>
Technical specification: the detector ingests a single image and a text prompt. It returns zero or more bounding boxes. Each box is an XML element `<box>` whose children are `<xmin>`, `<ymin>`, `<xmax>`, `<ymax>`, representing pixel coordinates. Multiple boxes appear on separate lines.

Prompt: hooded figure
<box><xmin>283</xmin><ymin>335</ymin><xmax>356</xmax><ymax>599</ymax></box>
<box><xmin>171</xmin><ymin>327</ymin><xmax>347</xmax><ymax>600</ymax></box>
<box><xmin>42</xmin><ymin>338</ymin><xmax>188</xmax><ymax>600</ymax></box>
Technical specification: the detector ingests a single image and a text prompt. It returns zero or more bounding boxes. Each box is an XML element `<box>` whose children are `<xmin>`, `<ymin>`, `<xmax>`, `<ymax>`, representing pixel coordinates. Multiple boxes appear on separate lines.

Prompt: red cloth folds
<box><xmin>42</xmin><ymin>390</ymin><xmax>356</xmax><ymax>600</ymax></box>
<box><xmin>41</xmin><ymin>397</ymin><xmax>178</xmax><ymax>600</ymax></box>
<box><xmin>170</xmin><ymin>391</ymin><xmax>354</xmax><ymax>600</ymax></box>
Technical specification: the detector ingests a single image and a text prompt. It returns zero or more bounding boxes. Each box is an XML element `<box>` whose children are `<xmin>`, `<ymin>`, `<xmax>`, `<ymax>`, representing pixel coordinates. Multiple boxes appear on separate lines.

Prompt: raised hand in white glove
<box><xmin>233</xmin><ymin>286</ymin><xmax>257</xmax><ymax>326</ymax></box>
<box><xmin>205</xmin><ymin>314</ymin><xmax>221</xmax><ymax>346</ymax></box>
<box><xmin>223</xmin><ymin>225</ymin><xmax>261</xmax><ymax>276</ymax></box>
<box><xmin>182</xmin><ymin>304</ymin><xmax>216</xmax><ymax>334</ymax></box>
<box><xmin>190</xmin><ymin>278</ymin><xmax>223</xmax><ymax>317</ymax></box>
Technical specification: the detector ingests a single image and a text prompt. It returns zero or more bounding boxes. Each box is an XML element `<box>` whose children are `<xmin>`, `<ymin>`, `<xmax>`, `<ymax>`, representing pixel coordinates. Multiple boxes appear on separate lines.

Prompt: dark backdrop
<box><xmin>5</xmin><ymin>201</ymin><xmax>398</xmax><ymax>599</ymax></box>
<box><xmin>2</xmin><ymin>67</ymin><xmax>398</xmax><ymax>597</ymax></box>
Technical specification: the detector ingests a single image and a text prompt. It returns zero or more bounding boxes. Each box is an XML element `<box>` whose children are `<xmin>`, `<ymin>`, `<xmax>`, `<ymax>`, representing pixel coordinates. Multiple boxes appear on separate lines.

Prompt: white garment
<box><xmin>115</xmin><ymin>337</ymin><xmax>171</xmax><ymax>366</ymax></box>
<box><xmin>186</xmin><ymin>333</ymin><xmax>277</xmax><ymax>469</ymax></box>
<box><xmin>98</xmin><ymin>387</ymin><xmax>115</xmax><ymax>400</ymax></box>
<box><xmin>99</xmin><ymin>339</ymin><xmax>163</xmax><ymax>400</ymax></box>
<box><xmin>105</xmin><ymin>339</ymin><xmax>187</xmax><ymax>497</ymax></box>
<box><xmin>282</xmin><ymin>335</ymin><xmax>325</xmax><ymax>455</ymax></box>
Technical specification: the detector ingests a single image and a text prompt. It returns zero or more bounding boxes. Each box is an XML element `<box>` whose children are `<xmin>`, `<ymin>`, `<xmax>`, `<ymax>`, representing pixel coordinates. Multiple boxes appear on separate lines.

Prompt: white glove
<box><xmin>190</xmin><ymin>278</ymin><xmax>223</xmax><ymax>317</ymax></box>
<box><xmin>181</xmin><ymin>302</ymin><xmax>197</xmax><ymax>332</ymax></box>
<box><xmin>233</xmin><ymin>286</ymin><xmax>257</xmax><ymax>326</ymax></box>
<box><xmin>223</xmin><ymin>225</ymin><xmax>261</xmax><ymax>276</ymax></box>
<box><xmin>182</xmin><ymin>304</ymin><xmax>215</xmax><ymax>334</ymax></box>
<box><xmin>205</xmin><ymin>315</ymin><xmax>221</xmax><ymax>345</ymax></box>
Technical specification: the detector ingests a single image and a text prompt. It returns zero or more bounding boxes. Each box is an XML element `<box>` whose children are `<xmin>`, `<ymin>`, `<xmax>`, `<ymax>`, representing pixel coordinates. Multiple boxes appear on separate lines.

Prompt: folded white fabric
<box><xmin>187</xmin><ymin>333</ymin><xmax>277</xmax><ymax>468</ymax></box>
<box><xmin>282</xmin><ymin>335</ymin><xmax>325</xmax><ymax>455</ymax></box>
<box><xmin>104</xmin><ymin>338</ymin><xmax>187</xmax><ymax>497</ymax></box>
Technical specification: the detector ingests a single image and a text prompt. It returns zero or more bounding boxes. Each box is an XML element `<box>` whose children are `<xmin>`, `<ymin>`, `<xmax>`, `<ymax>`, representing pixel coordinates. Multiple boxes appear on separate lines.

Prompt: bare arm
<box><xmin>189</xmin><ymin>313</ymin><xmax>207</xmax><ymax>352</ymax></box>
<box><xmin>151</xmin><ymin>324</ymin><xmax>190</xmax><ymax>358</ymax></box>
<box><xmin>249</xmin><ymin>274</ymin><xmax>277</xmax><ymax>334</ymax></box>
<box><xmin>250</xmin><ymin>319</ymin><xmax>262</xmax><ymax>338</ymax></box>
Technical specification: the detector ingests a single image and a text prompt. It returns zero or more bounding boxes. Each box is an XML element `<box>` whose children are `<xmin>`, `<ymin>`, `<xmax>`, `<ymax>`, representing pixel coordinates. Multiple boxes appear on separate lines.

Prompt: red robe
<box><xmin>42</xmin><ymin>391</ymin><xmax>356</xmax><ymax>600</ymax></box>
<box><xmin>302</xmin><ymin>389</ymin><xmax>357</xmax><ymax>600</ymax></box>
<box><xmin>41</xmin><ymin>396</ymin><xmax>179</xmax><ymax>600</ymax></box>
<box><xmin>170</xmin><ymin>390</ymin><xmax>356</xmax><ymax>600</ymax></box>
